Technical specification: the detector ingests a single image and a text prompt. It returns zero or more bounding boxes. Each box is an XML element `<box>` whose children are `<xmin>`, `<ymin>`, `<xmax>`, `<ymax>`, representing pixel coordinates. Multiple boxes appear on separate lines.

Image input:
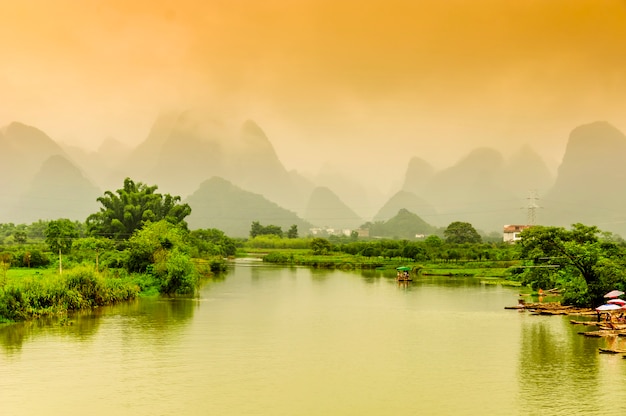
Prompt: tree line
<box><xmin>1</xmin><ymin>177</ymin><xmax>626</xmax><ymax>311</ymax></box>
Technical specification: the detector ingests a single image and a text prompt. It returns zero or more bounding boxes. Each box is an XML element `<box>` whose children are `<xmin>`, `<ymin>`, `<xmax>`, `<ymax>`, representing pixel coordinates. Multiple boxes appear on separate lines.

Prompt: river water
<box><xmin>2</xmin><ymin>261</ymin><xmax>626</xmax><ymax>415</ymax></box>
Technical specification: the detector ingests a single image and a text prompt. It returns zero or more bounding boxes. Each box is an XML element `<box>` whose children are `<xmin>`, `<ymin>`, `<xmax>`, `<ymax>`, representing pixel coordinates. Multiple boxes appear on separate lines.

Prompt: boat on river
<box><xmin>396</xmin><ymin>266</ymin><xmax>412</xmax><ymax>281</ymax></box>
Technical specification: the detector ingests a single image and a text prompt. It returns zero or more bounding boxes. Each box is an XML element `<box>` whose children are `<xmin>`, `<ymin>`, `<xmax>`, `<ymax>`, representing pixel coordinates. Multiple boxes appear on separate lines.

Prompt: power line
<box><xmin>526</xmin><ymin>190</ymin><xmax>540</xmax><ymax>226</ymax></box>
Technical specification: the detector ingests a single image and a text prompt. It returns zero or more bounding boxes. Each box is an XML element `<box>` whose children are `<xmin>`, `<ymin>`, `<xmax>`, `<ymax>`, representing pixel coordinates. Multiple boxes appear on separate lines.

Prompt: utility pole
<box><xmin>527</xmin><ymin>190</ymin><xmax>540</xmax><ymax>226</ymax></box>
<box><xmin>58</xmin><ymin>238</ymin><xmax>62</xmax><ymax>275</ymax></box>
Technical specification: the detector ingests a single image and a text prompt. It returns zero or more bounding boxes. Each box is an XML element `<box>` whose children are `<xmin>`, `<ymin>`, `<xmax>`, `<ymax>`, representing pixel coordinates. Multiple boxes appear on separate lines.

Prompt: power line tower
<box><xmin>526</xmin><ymin>190</ymin><xmax>540</xmax><ymax>226</ymax></box>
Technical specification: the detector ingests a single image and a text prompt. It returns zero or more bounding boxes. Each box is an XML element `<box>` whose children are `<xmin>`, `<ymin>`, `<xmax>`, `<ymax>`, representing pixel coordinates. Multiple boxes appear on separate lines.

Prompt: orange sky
<box><xmin>2</xmin><ymin>0</ymin><xmax>626</xmax><ymax>190</ymax></box>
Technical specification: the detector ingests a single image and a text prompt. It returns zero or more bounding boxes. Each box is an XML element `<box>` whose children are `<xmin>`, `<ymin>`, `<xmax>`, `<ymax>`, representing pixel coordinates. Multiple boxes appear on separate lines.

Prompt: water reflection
<box><xmin>4</xmin><ymin>266</ymin><xmax>626</xmax><ymax>416</ymax></box>
<box><xmin>0</xmin><ymin>311</ymin><xmax>103</xmax><ymax>354</ymax></box>
<box><xmin>517</xmin><ymin>316</ymin><xmax>605</xmax><ymax>414</ymax></box>
<box><xmin>0</xmin><ymin>281</ymin><xmax>213</xmax><ymax>355</ymax></box>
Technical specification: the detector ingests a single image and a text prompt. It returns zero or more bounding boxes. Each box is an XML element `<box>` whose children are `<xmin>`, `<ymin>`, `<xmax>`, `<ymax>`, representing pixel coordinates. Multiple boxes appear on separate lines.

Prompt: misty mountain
<box><xmin>0</xmin><ymin>122</ymin><xmax>66</xmax><ymax>181</ymax></box>
<box><xmin>303</xmin><ymin>186</ymin><xmax>362</xmax><ymax>229</ymax></box>
<box><xmin>5</xmin><ymin>117</ymin><xmax>626</xmax><ymax>238</ymax></box>
<box><xmin>59</xmin><ymin>137</ymin><xmax>132</xmax><ymax>194</ymax></box>
<box><xmin>227</xmin><ymin>120</ymin><xmax>309</xmax><ymax>212</ymax></box>
<box><xmin>415</xmin><ymin>147</ymin><xmax>525</xmax><ymax>232</ymax></box>
<box><xmin>184</xmin><ymin>176</ymin><xmax>313</xmax><ymax>238</ymax></box>
<box><xmin>145</xmin><ymin>110</ymin><xmax>227</xmax><ymax>197</ymax></box>
<box><xmin>373</xmin><ymin>190</ymin><xmax>437</xmax><ymax>222</ymax></box>
<box><xmin>0</xmin><ymin>122</ymin><xmax>69</xmax><ymax>220</ymax></box>
<box><xmin>503</xmin><ymin>145</ymin><xmax>554</xmax><ymax>194</ymax></box>
<box><xmin>541</xmin><ymin>121</ymin><xmax>626</xmax><ymax>234</ymax></box>
<box><xmin>367</xmin><ymin>208</ymin><xmax>438</xmax><ymax>239</ymax></box>
<box><xmin>401</xmin><ymin>157</ymin><xmax>435</xmax><ymax>195</ymax></box>
<box><xmin>121</xmin><ymin>111</ymin><xmax>309</xmax><ymax>213</ymax></box>
<box><xmin>10</xmin><ymin>155</ymin><xmax>101</xmax><ymax>223</ymax></box>
<box><xmin>313</xmin><ymin>164</ymin><xmax>384</xmax><ymax>219</ymax></box>
<box><xmin>125</xmin><ymin>111</ymin><xmax>180</xmax><ymax>176</ymax></box>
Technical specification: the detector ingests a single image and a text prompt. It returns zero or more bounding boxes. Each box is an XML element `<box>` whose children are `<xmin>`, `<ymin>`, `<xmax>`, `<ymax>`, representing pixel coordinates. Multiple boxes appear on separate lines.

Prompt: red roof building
<box><xmin>503</xmin><ymin>225</ymin><xmax>531</xmax><ymax>243</ymax></box>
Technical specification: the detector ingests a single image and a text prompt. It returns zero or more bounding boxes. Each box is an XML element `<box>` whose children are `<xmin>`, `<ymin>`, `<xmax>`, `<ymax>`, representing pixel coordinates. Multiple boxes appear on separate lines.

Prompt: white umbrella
<box><xmin>608</xmin><ymin>298</ymin><xmax>626</xmax><ymax>305</ymax></box>
<box><xmin>596</xmin><ymin>304</ymin><xmax>622</xmax><ymax>311</ymax></box>
<box><xmin>604</xmin><ymin>290</ymin><xmax>625</xmax><ymax>298</ymax></box>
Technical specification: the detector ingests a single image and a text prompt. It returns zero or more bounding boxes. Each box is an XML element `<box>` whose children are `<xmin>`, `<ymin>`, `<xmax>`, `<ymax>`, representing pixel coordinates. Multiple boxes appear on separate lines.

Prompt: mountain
<box><xmin>10</xmin><ymin>155</ymin><xmax>101</xmax><ymax>223</ymax></box>
<box><xmin>0</xmin><ymin>122</ymin><xmax>69</xmax><ymax>220</ymax></box>
<box><xmin>368</xmin><ymin>208</ymin><xmax>438</xmax><ymax>239</ymax></box>
<box><xmin>122</xmin><ymin>110</ymin><xmax>181</xmax><ymax>183</ymax></box>
<box><xmin>5</xmin><ymin>116</ymin><xmax>626</xmax><ymax>238</ymax></box>
<box><xmin>313</xmin><ymin>164</ymin><xmax>384</xmax><ymax>219</ymax></box>
<box><xmin>401</xmin><ymin>157</ymin><xmax>435</xmax><ymax>195</ymax></box>
<box><xmin>421</xmin><ymin>147</ymin><xmax>523</xmax><ymax>231</ymax></box>
<box><xmin>184</xmin><ymin>177</ymin><xmax>313</xmax><ymax>237</ymax></box>
<box><xmin>145</xmin><ymin>110</ymin><xmax>227</xmax><ymax>197</ymax></box>
<box><xmin>541</xmin><ymin>121</ymin><xmax>626</xmax><ymax>234</ymax></box>
<box><xmin>399</xmin><ymin>147</ymin><xmax>553</xmax><ymax>233</ymax></box>
<box><xmin>373</xmin><ymin>190</ymin><xmax>437</xmax><ymax>222</ymax></box>
<box><xmin>121</xmin><ymin>112</ymin><xmax>308</xmax><ymax>213</ymax></box>
<box><xmin>0</xmin><ymin>122</ymin><xmax>66</xmax><ymax>180</ymax></box>
<box><xmin>503</xmin><ymin>145</ymin><xmax>554</xmax><ymax>195</ymax></box>
<box><xmin>59</xmin><ymin>137</ymin><xmax>132</xmax><ymax>193</ymax></box>
<box><xmin>226</xmin><ymin>120</ymin><xmax>307</xmax><ymax>211</ymax></box>
<box><xmin>303</xmin><ymin>186</ymin><xmax>362</xmax><ymax>229</ymax></box>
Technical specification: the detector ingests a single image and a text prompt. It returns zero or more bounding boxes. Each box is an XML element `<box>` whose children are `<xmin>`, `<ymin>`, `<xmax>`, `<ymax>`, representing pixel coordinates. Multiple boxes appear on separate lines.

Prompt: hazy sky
<box><xmin>2</xmin><ymin>0</ymin><xmax>625</xmax><ymax>190</ymax></box>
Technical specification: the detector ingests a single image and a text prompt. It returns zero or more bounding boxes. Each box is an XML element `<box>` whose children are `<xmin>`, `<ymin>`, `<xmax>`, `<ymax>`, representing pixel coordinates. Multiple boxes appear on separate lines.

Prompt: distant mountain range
<box><xmin>2</xmin><ymin>114</ymin><xmax>626</xmax><ymax>237</ymax></box>
<box><xmin>185</xmin><ymin>177</ymin><xmax>313</xmax><ymax>237</ymax></box>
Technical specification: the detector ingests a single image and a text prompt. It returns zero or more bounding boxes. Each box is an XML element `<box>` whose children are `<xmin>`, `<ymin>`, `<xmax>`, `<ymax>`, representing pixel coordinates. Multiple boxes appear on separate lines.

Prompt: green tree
<box><xmin>45</xmin><ymin>219</ymin><xmax>78</xmax><ymax>255</ymax></box>
<box><xmin>517</xmin><ymin>223</ymin><xmax>624</xmax><ymax>307</ymax></box>
<box><xmin>287</xmin><ymin>225</ymin><xmax>298</xmax><ymax>239</ymax></box>
<box><xmin>249</xmin><ymin>221</ymin><xmax>283</xmax><ymax>238</ymax></box>
<box><xmin>27</xmin><ymin>220</ymin><xmax>49</xmax><ymax>240</ymax></box>
<box><xmin>190</xmin><ymin>228</ymin><xmax>237</xmax><ymax>257</ymax></box>
<box><xmin>310</xmin><ymin>238</ymin><xmax>332</xmax><ymax>255</ymax></box>
<box><xmin>127</xmin><ymin>220</ymin><xmax>198</xmax><ymax>294</ymax></box>
<box><xmin>250</xmin><ymin>221</ymin><xmax>263</xmax><ymax>238</ymax></box>
<box><xmin>45</xmin><ymin>219</ymin><xmax>79</xmax><ymax>275</ymax></box>
<box><xmin>13</xmin><ymin>231</ymin><xmax>27</xmax><ymax>244</ymax></box>
<box><xmin>402</xmin><ymin>242</ymin><xmax>426</xmax><ymax>261</ymax></box>
<box><xmin>263</xmin><ymin>225</ymin><xmax>283</xmax><ymax>238</ymax></box>
<box><xmin>444</xmin><ymin>221</ymin><xmax>482</xmax><ymax>244</ymax></box>
<box><xmin>73</xmin><ymin>237</ymin><xmax>114</xmax><ymax>272</ymax></box>
<box><xmin>86</xmin><ymin>178</ymin><xmax>191</xmax><ymax>240</ymax></box>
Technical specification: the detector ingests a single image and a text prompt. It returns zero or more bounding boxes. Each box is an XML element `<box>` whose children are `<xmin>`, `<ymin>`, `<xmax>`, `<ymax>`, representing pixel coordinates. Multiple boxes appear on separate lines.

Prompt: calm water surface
<box><xmin>2</xmin><ymin>261</ymin><xmax>626</xmax><ymax>415</ymax></box>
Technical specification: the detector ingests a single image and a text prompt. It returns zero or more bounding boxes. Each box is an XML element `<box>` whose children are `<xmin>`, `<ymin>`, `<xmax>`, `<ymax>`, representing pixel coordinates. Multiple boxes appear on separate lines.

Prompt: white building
<box><xmin>503</xmin><ymin>225</ymin><xmax>531</xmax><ymax>243</ymax></box>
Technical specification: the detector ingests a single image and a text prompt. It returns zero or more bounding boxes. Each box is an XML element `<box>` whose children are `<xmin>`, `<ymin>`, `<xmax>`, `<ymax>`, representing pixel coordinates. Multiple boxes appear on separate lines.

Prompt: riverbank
<box><xmin>257</xmin><ymin>250</ymin><xmax>516</xmax><ymax>277</ymax></box>
<box><xmin>0</xmin><ymin>267</ymin><xmax>142</xmax><ymax>323</ymax></box>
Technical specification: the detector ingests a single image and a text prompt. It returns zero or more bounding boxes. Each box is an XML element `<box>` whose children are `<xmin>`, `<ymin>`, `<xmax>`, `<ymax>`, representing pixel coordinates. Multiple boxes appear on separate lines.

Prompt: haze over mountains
<box><xmin>2</xmin><ymin>115</ymin><xmax>625</xmax><ymax>238</ymax></box>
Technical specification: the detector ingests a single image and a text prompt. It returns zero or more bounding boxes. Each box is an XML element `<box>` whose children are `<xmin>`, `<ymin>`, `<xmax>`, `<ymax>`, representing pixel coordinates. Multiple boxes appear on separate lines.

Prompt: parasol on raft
<box><xmin>596</xmin><ymin>304</ymin><xmax>622</xmax><ymax>311</ymax></box>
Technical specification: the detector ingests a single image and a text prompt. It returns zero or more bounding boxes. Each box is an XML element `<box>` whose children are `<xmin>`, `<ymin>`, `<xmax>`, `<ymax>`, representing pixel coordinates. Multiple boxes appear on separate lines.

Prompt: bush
<box><xmin>150</xmin><ymin>250</ymin><xmax>198</xmax><ymax>295</ymax></box>
<box><xmin>65</xmin><ymin>267</ymin><xmax>106</xmax><ymax>307</ymax></box>
<box><xmin>0</xmin><ymin>267</ymin><xmax>140</xmax><ymax>322</ymax></box>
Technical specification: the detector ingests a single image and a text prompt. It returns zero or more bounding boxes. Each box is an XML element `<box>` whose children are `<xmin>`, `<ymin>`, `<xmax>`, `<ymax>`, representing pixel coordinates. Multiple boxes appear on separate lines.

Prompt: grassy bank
<box><xmin>0</xmin><ymin>267</ymin><xmax>141</xmax><ymax>323</ymax></box>
<box><xmin>259</xmin><ymin>250</ymin><xmax>519</xmax><ymax>278</ymax></box>
<box><xmin>261</xmin><ymin>251</ymin><xmax>388</xmax><ymax>269</ymax></box>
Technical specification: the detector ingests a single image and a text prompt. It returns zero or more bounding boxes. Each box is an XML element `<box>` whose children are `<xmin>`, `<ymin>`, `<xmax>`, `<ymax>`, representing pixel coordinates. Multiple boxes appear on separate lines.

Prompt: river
<box><xmin>2</xmin><ymin>261</ymin><xmax>626</xmax><ymax>415</ymax></box>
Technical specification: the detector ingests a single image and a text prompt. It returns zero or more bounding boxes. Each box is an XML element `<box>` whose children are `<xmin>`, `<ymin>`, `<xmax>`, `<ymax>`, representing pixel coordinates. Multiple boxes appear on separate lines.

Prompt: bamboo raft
<box><xmin>570</xmin><ymin>320</ymin><xmax>600</xmax><ymax>326</ymax></box>
<box><xmin>599</xmin><ymin>348</ymin><xmax>626</xmax><ymax>354</ymax></box>
<box><xmin>505</xmin><ymin>302</ymin><xmax>595</xmax><ymax>316</ymax></box>
<box><xmin>579</xmin><ymin>329</ymin><xmax>626</xmax><ymax>337</ymax></box>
